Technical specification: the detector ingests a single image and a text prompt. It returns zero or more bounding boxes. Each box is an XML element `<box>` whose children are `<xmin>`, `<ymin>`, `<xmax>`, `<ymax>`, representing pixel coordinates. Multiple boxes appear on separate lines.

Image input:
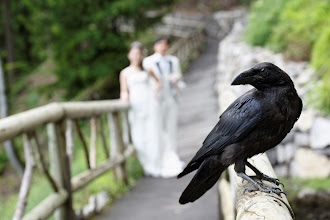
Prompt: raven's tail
<box><xmin>179</xmin><ymin>155</ymin><xmax>227</xmax><ymax>204</ymax></box>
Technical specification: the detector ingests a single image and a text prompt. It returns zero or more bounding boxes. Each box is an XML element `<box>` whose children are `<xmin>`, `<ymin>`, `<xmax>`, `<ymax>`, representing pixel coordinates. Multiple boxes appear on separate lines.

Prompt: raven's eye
<box><xmin>261</xmin><ymin>68</ymin><xmax>265</xmax><ymax>72</ymax></box>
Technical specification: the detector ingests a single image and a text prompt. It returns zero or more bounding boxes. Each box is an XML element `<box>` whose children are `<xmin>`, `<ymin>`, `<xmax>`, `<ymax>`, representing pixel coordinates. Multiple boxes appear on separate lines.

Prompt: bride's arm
<box><xmin>146</xmin><ymin>69</ymin><xmax>162</xmax><ymax>93</ymax></box>
<box><xmin>119</xmin><ymin>70</ymin><xmax>129</xmax><ymax>101</ymax></box>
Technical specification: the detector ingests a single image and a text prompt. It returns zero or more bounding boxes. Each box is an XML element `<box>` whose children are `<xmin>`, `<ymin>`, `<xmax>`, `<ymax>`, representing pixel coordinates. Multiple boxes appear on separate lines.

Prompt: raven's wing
<box><xmin>178</xmin><ymin>90</ymin><xmax>262</xmax><ymax>178</ymax></box>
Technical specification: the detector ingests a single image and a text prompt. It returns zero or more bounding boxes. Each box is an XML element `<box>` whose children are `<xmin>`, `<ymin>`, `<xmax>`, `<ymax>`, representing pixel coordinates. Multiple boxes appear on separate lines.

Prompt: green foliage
<box><xmin>0</xmin><ymin>0</ymin><xmax>177</xmax><ymax>102</ymax></box>
<box><xmin>245</xmin><ymin>0</ymin><xmax>287</xmax><ymax>46</ymax></box>
<box><xmin>245</xmin><ymin>0</ymin><xmax>330</xmax><ymax>115</ymax></box>
<box><xmin>310</xmin><ymin>27</ymin><xmax>330</xmax><ymax>114</ymax></box>
<box><xmin>267</xmin><ymin>0</ymin><xmax>330</xmax><ymax>61</ymax></box>
<box><xmin>44</xmin><ymin>0</ymin><xmax>176</xmax><ymax>98</ymax></box>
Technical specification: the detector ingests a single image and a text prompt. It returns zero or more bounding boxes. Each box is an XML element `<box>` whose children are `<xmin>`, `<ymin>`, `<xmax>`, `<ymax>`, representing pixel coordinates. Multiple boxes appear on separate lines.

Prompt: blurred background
<box><xmin>0</xmin><ymin>0</ymin><xmax>329</xmax><ymax>219</ymax></box>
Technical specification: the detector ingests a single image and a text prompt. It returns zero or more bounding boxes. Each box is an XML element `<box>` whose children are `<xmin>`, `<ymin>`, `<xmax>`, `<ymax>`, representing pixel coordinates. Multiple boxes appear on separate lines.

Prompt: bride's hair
<box><xmin>129</xmin><ymin>41</ymin><xmax>144</xmax><ymax>70</ymax></box>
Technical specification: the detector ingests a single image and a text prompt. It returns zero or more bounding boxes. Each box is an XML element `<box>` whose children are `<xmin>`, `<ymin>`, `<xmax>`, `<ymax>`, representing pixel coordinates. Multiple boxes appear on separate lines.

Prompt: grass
<box><xmin>280</xmin><ymin>176</ymin><xmax>330</xmax><ymax>198</ymax></box>
<box><xmin>0</xmin><ymin>117</ymin><xmax>143</xmax><ymax>220</ymax></box>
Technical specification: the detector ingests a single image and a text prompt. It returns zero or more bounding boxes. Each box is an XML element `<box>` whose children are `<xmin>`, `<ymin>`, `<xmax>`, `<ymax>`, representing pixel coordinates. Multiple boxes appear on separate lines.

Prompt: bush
<box><xmin>244</xmin><ymin>0</ymin><xmax>287</xmax><ymax>46</ymax></box>
<box><xmin>309</xmin><ymin>27</ymin><xmax>330</xmax><ymax>115</ymax></box>
<box><xmin>245</xmin><ymin>0</ymin><xmax>330</xmax><ymax>115</ymax></box>
<box><xmin>267</xmin><ymin>0</ymin><xmax>330</xmax><ymax>61</ymax></box>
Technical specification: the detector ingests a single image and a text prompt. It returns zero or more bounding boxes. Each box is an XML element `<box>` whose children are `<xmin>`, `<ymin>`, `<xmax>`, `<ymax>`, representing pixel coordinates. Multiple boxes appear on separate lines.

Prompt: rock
<box><xmin>274</xmin><ymin>164</ymin><xmax>289</xmax><ymax>177</ymax></box>
<box><xmin>284</xmin><ymin>143</ymin><xmax>296</xmax><ymax>162</ymax></box>
<box><xmin>276</xmin><ymin>144</ymin><xmax>286</xmax><ymax>164</ymax></box>
<box><xmin>310</xmin><ymin>117</ymin><xmax>330</xmax><ymax>149</ymax></box>
<box><xmin>266</xmin><ymin>148</ymin><xmax>277</xmax><ymax>165</ymax></box>
<box><xmin>294</xmin><ymin>108</ymin><xmax>316</xmax><ymax>132</ymax></box>
<box><xmin>281</xmin><ymin>131</ymin><xmax>294</xmax><ymax>144</ymax></box>
<box><xmin>294</xmin><ymin>132</ymin><xmax>310</xmax><ymax>148</ymax></box>
<box><xmin>293</xmin><ymin>148</ymin><xmax>330</xmax><ymax>178</ymax></box>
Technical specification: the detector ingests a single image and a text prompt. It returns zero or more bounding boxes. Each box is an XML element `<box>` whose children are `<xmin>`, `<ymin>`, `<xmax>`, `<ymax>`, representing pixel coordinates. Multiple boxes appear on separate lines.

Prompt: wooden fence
<box><xmin>0</xmin><ymin>100</ymin><xmax>133</xmax><ymax>220</ymax></box>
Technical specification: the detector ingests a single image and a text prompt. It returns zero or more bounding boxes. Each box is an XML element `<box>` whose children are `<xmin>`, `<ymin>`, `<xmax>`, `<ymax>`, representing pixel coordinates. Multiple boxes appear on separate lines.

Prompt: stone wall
<box><xmin>215</xmin><ymin>10</ymin><xmax>330</xmax><ymax>178</ymax></box>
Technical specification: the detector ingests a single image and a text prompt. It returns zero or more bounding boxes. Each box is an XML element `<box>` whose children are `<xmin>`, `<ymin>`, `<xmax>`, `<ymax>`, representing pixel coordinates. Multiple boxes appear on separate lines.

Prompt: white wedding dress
<box><xmin>126</xmin><ymin>67</ymin><xmax>184</xmax><ymax>178</ymax></box>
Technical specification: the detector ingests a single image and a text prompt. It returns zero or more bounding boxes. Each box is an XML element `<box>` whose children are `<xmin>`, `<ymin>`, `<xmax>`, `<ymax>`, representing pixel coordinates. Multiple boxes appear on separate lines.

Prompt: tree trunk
<box><xmin>0</xmin><ymin>56</ymin><xmax>24</xmax><ymax>175</ymax></box>
<box><xmin>2</xmin><ymin>0</ymin><xmax>16</xmax><ymax>80</ymax></box>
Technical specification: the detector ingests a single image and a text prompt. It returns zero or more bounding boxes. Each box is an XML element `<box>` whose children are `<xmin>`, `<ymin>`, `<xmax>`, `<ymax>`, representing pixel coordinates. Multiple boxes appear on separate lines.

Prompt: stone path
<box><xmin>96</xmin><ymin>37</ymin><xmax>220</xmax><ymax>220</ymax></box>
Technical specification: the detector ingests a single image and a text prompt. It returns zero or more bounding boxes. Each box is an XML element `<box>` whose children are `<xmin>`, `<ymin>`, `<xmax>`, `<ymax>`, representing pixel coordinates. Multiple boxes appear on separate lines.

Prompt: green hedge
<box><xmin>245</xmin><ymin>0</ymin><xmax>330</xmax><ymax>115</ymax></box>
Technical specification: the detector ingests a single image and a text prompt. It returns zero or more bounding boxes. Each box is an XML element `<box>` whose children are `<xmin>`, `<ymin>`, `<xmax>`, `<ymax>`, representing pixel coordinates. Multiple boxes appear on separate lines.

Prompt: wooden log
<box><xmin>48</xmin><ymin>122</ymin><xmax>74</xmax><ymax>220</ymax></box>
<box><xmin>107</xmin><ymin>112</ymin><xmax>129</xmax><ymax>184</ymax></box>
<box><xmin>90</xmin><ymin>117</ymin><xmax>97</xmax><ymax>169</ymax></box>
<box><xmin>71</xmin><ymin>144</ymin><xmax>134</xmax><ymax>192</ymax></box>
<box><xmin>0</xmin><ymin>103</ymin><xmax>63</xmax><ymax>143</ymax></box>
<box><xmin>61</xmin><ymin>100</ymin><xmax>129</xmax><ymax>119</ymax></box>
<box><xmin>13</xmin><ymin>134</ymin><xmax>35</xmax><ymax>220</ymax></box>
<box><xmin>22</xmin><ymin>189</ymin><xmax>68</xmax><ymax>220</ymax></box>
<box><xmin>74</xmin><ymin>119</ymin><xmax>91</xmax><ymax>169</ymax></box>
<box><xmin>228</xmin><ymin>154</ymin><xmax>294</xmax><ymax>220</ymax></box>
<box><xmin>0</xmin><ymin>100</ymin><xmax>129</xmax><ymax>143</ymax></box>
<box><xmin>98</xmin><ymin>117</ymin><xmax>110</xmax><ymax>158</ymax></box>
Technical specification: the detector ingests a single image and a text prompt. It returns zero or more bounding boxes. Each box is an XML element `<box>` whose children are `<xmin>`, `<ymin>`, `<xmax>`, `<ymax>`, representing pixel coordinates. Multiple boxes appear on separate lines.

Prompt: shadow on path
<box><xmin>96</xmin><ymin>37</ymin><xmax>220</xmax><ymax>220</ymax></box>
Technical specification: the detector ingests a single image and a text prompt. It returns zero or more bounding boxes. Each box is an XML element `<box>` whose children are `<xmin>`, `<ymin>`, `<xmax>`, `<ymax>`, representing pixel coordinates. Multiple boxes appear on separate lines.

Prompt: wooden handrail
<box><xmin>0</xmin><ymin>100</ymin><xmax>129</xmax><ymax>143</ymax></box>
<box><xmin>219</xmin><ymin>154</ymin><xmax>294</xmax><ymax>220</ymax></box>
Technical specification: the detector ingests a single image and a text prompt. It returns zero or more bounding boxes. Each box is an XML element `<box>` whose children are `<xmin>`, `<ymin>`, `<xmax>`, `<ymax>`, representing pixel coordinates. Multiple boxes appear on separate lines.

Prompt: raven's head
<box><xmin>231</xmin><ymin>62</ymin><xmax>294</xmax><ymax>90</ymax></box>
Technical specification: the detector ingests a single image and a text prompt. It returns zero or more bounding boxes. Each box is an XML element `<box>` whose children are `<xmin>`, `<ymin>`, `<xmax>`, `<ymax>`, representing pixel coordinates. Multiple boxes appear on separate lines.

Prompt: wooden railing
<box><xmin>0</xmin><ymin>100</ymin><xmax>133</xmax><ymax>220</ymax></box>
<box><xmin>218</xmin><ymin>154</ymin><xmax>295</xmax><ymax>220</ymax></box>
<box><xmin>157</xmin><ymin>16</ymin><xmax>207</xmax><ymax>68</ymax></box>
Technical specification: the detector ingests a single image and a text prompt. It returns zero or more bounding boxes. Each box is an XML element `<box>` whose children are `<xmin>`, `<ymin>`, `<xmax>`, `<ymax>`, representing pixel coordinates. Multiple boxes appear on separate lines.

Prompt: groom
<box><xmin>143</xmin><ymin>36</ymin><xmax>183</xmax><ymax>173</ymax></box>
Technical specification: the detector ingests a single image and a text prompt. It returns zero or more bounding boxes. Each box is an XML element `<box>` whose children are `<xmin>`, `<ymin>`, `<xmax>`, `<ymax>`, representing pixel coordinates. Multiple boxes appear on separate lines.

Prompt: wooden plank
<box><xmin>228</xmin><ymin>154</ymin><xmax>294</xmax><ymax>220</ymax></box>
<box><xmin>71</xmin><ymin>144</ymin><xmax>134</xmax><ymax>192</ymax></box>
<box><xmin>22</xmin><ymin>189</ymin><xmax>68</xmax><ymax>220</ymax></box>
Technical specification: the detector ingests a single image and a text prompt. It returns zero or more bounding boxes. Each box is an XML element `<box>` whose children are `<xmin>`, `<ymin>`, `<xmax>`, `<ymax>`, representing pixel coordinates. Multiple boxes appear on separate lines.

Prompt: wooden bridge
<box><xmin>0</xmin><ymin>15</ymin><xmax>293</xmax><ymax>220</ymax></box>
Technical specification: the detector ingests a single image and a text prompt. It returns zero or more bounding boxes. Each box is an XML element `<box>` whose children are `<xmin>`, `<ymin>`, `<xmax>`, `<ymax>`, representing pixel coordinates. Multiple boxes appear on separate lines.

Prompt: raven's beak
<box><xmin>231</xmin><ymin>69</ymin><xmax>256</xmax><ymax>85</ymax></box>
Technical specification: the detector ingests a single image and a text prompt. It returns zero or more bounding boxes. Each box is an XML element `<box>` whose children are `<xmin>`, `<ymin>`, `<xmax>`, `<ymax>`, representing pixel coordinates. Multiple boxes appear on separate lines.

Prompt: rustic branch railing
<box><xmin>219</xmin><ymin>154</ymin><xmax>294</xmax><ymax>220</ymax></box>
<box><xmin>157</xmin><ymin>16</ymin><xmax>206</xmax><ymax>68</ymax></box>
<box><xmin>0</xmin><ymin>100</ymin><xmax>133</xmax><ymax>220</ymax></box>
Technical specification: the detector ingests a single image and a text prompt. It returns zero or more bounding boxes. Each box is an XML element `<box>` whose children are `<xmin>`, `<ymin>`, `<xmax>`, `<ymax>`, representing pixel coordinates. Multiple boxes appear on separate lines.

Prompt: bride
<box><xmin>119</xmin><ymin>41</ymin><xmax>184</xmax><ymax>178</ymax></box>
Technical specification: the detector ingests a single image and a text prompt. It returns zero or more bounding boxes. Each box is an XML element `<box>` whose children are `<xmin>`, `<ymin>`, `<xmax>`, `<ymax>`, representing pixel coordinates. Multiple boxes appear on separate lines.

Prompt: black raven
<box><xmin>178</xmin><ymin>62</ymin><xmax>302</xmax><ymax>204</ymax></box>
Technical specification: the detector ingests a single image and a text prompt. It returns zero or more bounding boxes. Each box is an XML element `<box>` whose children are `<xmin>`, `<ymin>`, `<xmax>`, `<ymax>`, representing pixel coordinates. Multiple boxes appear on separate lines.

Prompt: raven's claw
<box><xmin>243</xmin><ymin>184</ymin><xmax>286</xmax><ymax>196</ymax></box>
<box><xmin>249</xmin><ymin>174</ymin><xmax>284</xmax><ymax>188</ymax></box>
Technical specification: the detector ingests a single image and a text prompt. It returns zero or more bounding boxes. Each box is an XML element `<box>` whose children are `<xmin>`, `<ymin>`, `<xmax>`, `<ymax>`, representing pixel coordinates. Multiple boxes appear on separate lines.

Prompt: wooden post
<box><xmin>90</xmin><ymin>117</ymin><xmax>97</xmax><ymax>169</ymax></box>
<box><xmin>65</xmin><ymin>119</ymin><xmax>74</xmax><ymax>164</ymax></box>
<box><xmin>48</xmin><ymin>122</ymin><xmax>74</xmax><ymax>220</ymax></box>
<box><xmin>121</xmin><ymin>110</ymin><xmax>131</xmax><ymax>147</ymax></box>
<box><xmin>107</xmin><ymin>112</ymin><xmax>129</xmax><ymax>184</ymax></box>
<box><xmin>13</xmin><ymin>134</ymin><xmax>35</xmax><ymax>220</ymax></box>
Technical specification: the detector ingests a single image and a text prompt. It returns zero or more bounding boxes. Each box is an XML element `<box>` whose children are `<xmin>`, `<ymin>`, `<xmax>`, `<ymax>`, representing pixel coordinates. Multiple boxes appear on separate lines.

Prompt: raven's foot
<box><xmin>243</xmin><ymin>184</ymin><xmax>285</xmax><ymax>196</ymax></box>
<box><xmin>249</xmin><ymin>174</ymin><xmax>284</xmax><ymax>187</ymax></box>
<box><xmin>237</xmin><ymin>172</ymin><xmax>285</xmax><ymax>196</ymax></box>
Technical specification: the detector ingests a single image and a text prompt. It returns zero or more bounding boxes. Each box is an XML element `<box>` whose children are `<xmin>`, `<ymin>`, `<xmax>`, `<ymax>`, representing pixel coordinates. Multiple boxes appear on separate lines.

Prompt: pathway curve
<box><xmin>96</xmin><ymin>37</ymin><xmax>220</xmax><ymax>220</ymax></box>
